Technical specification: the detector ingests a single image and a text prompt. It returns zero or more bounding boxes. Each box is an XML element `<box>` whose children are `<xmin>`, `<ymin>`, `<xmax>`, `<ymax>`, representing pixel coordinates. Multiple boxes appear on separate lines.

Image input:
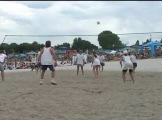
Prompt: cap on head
<box><xmin>123</xmin><ymin>50</ymin><xmax>128</xmax><ymax>54</ymax></box>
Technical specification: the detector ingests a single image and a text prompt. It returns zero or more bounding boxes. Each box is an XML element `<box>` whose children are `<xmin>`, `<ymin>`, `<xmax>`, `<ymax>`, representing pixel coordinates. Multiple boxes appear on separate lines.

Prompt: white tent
<box><xmin>109</xmin><ymin>50</ymin><xmax>116</xmax><ymax>54</ymax></box>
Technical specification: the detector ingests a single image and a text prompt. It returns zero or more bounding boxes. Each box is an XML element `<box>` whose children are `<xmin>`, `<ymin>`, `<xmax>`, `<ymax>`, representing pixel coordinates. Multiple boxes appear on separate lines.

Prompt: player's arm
<box><xmin>50</xmin><ymin>48</ymin><xmax>57</xmax><ymax>62</ymax></box>
<box><xmin>91</xmin><ymin>56</ymin><xmax>94</xmax><ymax>67</ymax></box>
<box><xmin>38</xmin><ymin>49</ymin><xmax>43</xmax><ymax>63</ymax></box>
<box><xmin>37</xmin><ymin>53</ymin><xmax>40</xmax><ymax>63</ymax></box>
<box><xmin>119</xmin><ymin>56</ymin><xmax>123</xmax><ymax>67</ymax></box>
<box><xmin>83</xmin><ymin>56</ymin><xmax>85</xmax><ymax>65</ymax></box>
<box><xmin>75</xmin><ymin>55</ymin><xmax>78</xmax><ymax>63</ymax></box>
<box><xmin>130</xmin><ymin>56</ymin><xmax>133</xmax><ymax>63</ymax></box>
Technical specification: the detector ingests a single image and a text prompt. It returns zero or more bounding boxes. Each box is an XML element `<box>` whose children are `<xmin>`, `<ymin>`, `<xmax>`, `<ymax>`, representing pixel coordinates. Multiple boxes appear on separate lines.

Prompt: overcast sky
<box><xmin>0</xmin><ymin>1</ymin><xmax>162</xmax><ymax>47</ymax></box>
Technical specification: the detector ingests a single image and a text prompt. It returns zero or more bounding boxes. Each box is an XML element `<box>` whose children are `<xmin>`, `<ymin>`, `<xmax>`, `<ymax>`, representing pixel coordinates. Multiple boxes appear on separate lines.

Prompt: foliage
<box><xmin>54</xmin><ymin>42</ymin><xmax>71</xmax><ymax>50</ymax></box>
<box><xmin>71</xmin><ymin>37</ymin><xmax>98</xmax><ymax>51</ymax></box>
<box><xmin>0</xmin><ymin>41</ymin><xmax>44</xmax><ymax>54</ymax></box>
<box><xmin>142</xmin><ymin>39</ymin><xmax>151</xmax><ymax>45</ymax></box>
<box><xmin>98</xmin><ymin>30</ymin><xmax>124</xmax><ymax>49</ymax></box>
<box><xmin>135</xmin><ymin>40</ymin><xmax>140</xmax><ymax>46</ymax></box>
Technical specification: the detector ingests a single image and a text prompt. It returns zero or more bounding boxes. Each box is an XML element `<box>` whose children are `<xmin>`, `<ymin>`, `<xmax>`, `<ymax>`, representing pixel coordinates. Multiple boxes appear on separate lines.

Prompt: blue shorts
<box><xmin>41</xmin><ymin>65</ymin><xmax>55</xmax><ymax>71</ymax></box>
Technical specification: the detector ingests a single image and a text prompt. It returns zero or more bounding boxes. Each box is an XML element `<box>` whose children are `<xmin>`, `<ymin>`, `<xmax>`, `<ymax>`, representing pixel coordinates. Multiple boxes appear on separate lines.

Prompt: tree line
<box><xmin>0</xmin><ymin>30</ymin><xmax>159</xmax><ymax>54</ymax></box>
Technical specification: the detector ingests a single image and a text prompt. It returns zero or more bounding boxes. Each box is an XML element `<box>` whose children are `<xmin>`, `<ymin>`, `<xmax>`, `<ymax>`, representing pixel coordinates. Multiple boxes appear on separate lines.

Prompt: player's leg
<box><xmin>81</xmin><ymin>65</ymin><xmax>84</xmax><ymax>75</ymax></box>
<box><xmin>96</xmin><ymin>65</ymin><xmax>99</xmax><ymax>77</ymax></box>
<box><xmin>40</xmin><ymin>65</ymin><xmax>47</xmax><ymax>85</ymax></box>
<box><xmin>0</xmin><ymin>63</ymin><xmax>5</xmax><ymax>81</ymax></box>
<box><xmin>122</xmin><ymin>70</ymin><xmax>127</xmax><ymax>83</ymax></box>
<box><xmin>129</xmin><ymin>69</ymin><xmax>134</xmax><ymax>83</ymax></box>
<box><xmin>93</xmin><ymin>66</ymin><xmax>96</xmax><ymax>77</ymax></box>
<box><xmin>1</xmin><ymin>71</ymin><xmax>4</xmax><ymax>81</ymax></box>
<box><xmin>101</xmin><ymin>63</ymin><xmax>104</xmax><ymax>72</ymax></box>
<box><xmin>77</xmin><ymin>65</ymin><xmax>80</xmax><ymax>76</ymax></box>
<box><xmin>49</xmin><ymin>65</ymin><xmax>57</xmax><ymax>85</ymax></box>
<box><xmin>133</xmin><ymin>63</ymin><xmax>137</xmax><ymax>74</ymax></box>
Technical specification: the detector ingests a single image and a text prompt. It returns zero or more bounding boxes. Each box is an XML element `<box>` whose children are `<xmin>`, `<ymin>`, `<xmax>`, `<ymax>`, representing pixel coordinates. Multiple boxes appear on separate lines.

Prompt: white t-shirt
<box><xmin>99</xmin><ymin>55</ymin><xmax>105</xmax><ymax>63</ymax></box>
<box><xmin>0</xmin><ymin>53</ymin><xmax>7</xmax><ymax>63</ymax></box>
<box><xmin>41</xmin><ymin>47</ymin><xmax>53</xmax><ymax>65</ymax></box>
<box><xmin>76</xmin><ymin>54</ymin><xmax>84</xmax><ymax>65</ymax></box>
<box><xmin>122</xmin><ymin>55</ymin><xmax>133</xmax><ymax>70</ymax></box>
<box><xmin>93</xmin><ymin>55</ymin><xmax>100</xmax><ymax>66</ymax></box>
<box><xmin>122</xmin><ymin>55</ymin><xmax>132</xmax><ymax>64</ymax></box>
<box><xmin>130</xmin><ymin>55</ymin><xmax>137</xmax><ymax>63</ymax></box>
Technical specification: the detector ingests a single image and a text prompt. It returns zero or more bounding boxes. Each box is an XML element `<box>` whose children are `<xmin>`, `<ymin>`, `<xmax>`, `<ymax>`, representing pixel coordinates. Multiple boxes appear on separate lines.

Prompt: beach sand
<box><xmin>0</xmin><ymin>68</ymin><xmax>162</xmax><ymax>120</ymax></box>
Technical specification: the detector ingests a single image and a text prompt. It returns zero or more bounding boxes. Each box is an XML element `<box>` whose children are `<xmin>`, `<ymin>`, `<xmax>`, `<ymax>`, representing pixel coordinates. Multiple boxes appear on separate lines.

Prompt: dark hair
<box><xmin>45</xmin><ymin>41</ymin><xmax>51</xmax><ymax>47</ymax></box>
<box><xmin>93</xmin><ymin>52</ymin><xmax>97</xmax><ymax>58</ymax></box>
<box><xmin>39</xmin><ymin>48</ymin><xmax>42</xmax><ymax>51</ymax></box>
<box><xmin>0</xmin><ymin>49</ymin><xmax>4</xmax><ymax>53</ymax></box>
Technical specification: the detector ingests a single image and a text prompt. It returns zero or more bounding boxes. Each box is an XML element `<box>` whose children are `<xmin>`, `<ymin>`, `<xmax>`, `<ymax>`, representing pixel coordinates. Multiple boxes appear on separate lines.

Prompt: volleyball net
<box><xmin>1</xmin><ymin>32</ymin><xmax>162</xmax><ymax>50</ymax></box>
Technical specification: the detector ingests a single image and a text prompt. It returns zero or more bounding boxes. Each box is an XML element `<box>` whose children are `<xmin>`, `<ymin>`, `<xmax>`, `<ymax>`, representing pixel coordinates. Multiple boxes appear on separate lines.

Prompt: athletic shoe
<box><xmin>51</xmin><ymin>79</ymin><xmax>57</xmax><ymax>85</ymax></box>
<box><xmin>40</xmin><ymin>80</ymin><xmax>43</xmax><ymax>85</ymax></box>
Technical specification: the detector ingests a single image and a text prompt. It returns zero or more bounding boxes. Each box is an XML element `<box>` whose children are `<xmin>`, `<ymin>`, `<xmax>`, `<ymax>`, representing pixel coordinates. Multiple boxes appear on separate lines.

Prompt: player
<box><xmin>38</xmin><ymin>41</ymin><xmax>57</xmax><ymax>85</ymax></box>
<box><xmin>76</xmin><ymin>50</ymin><xmax>85</xmax><ymax>76</ymax></box>
<box><xmin>0</xmin><ymin>50</ymin><xmax>7</xmax><ymax>81</ymax></box>
<box><xmin>120</xmin><ymin>50</ymin><xmax>134</xmax><ymax>83</ymax></box>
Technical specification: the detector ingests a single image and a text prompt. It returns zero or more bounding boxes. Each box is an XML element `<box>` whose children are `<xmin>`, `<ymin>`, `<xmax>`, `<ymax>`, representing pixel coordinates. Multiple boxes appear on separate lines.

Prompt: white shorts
<box><xmin>122</xmin><ymin>63</ymin><xmax>133</xmax><ymax>70</ymax></box>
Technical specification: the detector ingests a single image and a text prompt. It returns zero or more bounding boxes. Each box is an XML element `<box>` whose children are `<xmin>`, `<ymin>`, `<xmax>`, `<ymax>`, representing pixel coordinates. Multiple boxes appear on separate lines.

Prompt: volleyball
<box><xmin>97</xmin><ymin>21</ymin><xmax>100</xmax><ymax>25</ymax></box>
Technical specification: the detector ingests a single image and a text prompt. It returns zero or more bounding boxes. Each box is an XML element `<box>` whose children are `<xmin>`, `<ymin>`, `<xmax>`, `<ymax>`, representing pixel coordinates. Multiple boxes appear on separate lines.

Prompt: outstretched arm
<box><xmin>38</xmin><ymin>49</ymin><xmax>43</xmax><ymax>63</ymax></box>
<box><xmin>119</xmin><ymin>56</ymin><xmax>123</xmax><ymax>68</ymax></box>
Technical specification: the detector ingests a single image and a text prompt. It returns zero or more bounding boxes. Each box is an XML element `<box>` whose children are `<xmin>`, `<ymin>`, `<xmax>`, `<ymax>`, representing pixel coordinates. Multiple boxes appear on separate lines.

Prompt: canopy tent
<box><xmin>141</xmin><ymin>41</ymin><xmax>162</xmax><ymax>55</ymax></box>
<box><xmin>19</xmin><ymin>54</ymin><xmax>26</xmax><ymax>57</ymax></box>
<box><xmin>109</xmin><ymin>50</ymin><xmax>116</xmax><ymax>54</ymax></box>
<box><xmin>120</xmin><ymin>46</ymin><xmax>134</xmax><ymax>52</ymax></box>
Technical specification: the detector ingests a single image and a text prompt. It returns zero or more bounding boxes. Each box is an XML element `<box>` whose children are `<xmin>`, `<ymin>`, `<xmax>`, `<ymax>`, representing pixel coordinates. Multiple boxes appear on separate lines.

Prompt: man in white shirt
<box><xmin>76</xmin><ymin>50</ymin><xmax>85</xmax><ymax>76</ymax></box>
<box><xmin>0</xmin><ymin>50</ymin><xmax>7</xmax><ymax>81</ymax></box>
<box><xmin>38</xmin><ymin>41</ymin><xmax>57</xmax><ymax>85</ymax></box>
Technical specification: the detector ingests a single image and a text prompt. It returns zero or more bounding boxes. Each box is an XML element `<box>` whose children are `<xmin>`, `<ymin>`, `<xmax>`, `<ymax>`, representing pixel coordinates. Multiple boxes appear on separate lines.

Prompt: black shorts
<box><xmin>77</xmin><ymin>64</ymin><xmax>84</xmax><ymax>67</ymax></box>
<box><xmin>133</xmin><ymin>63</ymin><xmax>137</xmax><ymax>68</ymax></box>
<box><xmin>41</xmin><ymin>65</ymin><xmax>55</xmax><ymax>71</ymax></box>
<box><xmin>123</xmin><ymin>69</ymin><xmax>133</xmax><ymax>73</ymax></box>
<box><xmin>100</xmin><ymin>63</ymin><xmax>105</xmax><ymax>66</ymax></box>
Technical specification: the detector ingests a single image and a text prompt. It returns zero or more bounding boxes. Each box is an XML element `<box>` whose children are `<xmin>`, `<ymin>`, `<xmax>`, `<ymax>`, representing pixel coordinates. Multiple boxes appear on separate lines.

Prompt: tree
<box><xmin>71</xmin><ymin>37</ymin><xmax>98</xmax><ymax>51</ymax></box>
<box><xmin>142</xmin><ymin>39</ymin><xmax>151</xmax><ymax>45</ymax></box>
<box><xmin>62</xmin><ymin>43</ymin><xmax>70</xmax><ymax>49</ymax></box>
<box><xmin>0</xmin><ymin>43</ymin><xmax>9</xmax><ymax>52</ymax></box>
<box><xmin>10</xmin><ymin>43</ymin><xmax>18</xmax><ymax>53</ymax></box>
<box><xmin>31</xmin><ymin>41</ymin><xmax>39</xmax><ymax>51</ymax></box>
<box><xmin>98</xmin><ymin>30</ymin><xmax>124</xmax><ymax>49</ymax></box>
<box><xmin>54</xmin><ymin>42</ymin><xmax>71</xmax><ymax>50</ymax></box>
<box><xmin>18</xmin><ymin>43</ymin><xmax>31</xmax><ymax>53</ymax></box>
<box><xmin>135</xmin><ymin>40</ymin><xmax>140</xmax><ymax>46</ymax></box>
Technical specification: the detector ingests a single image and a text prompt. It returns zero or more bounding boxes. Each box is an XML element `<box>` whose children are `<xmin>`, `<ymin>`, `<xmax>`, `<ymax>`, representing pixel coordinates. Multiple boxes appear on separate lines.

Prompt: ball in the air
<box><xmin>97</xmin><ymin>21</ymin><xmax>100</xmax><ymax>25</ymax></box>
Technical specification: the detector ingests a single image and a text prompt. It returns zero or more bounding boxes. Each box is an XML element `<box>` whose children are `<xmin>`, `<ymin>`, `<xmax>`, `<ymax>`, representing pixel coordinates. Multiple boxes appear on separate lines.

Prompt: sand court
<box><xmin>0</xmin><ymin>68</ymin><xmax>162</xmax><ymax>120</ymax></box>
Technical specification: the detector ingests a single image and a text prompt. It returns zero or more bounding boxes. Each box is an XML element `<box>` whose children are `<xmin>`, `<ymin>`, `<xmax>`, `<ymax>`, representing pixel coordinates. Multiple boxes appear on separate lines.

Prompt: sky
<box><xmin>0</xmin><ymin>1</ymin><xmax>162</xmax><ymax>47</ymax></box>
